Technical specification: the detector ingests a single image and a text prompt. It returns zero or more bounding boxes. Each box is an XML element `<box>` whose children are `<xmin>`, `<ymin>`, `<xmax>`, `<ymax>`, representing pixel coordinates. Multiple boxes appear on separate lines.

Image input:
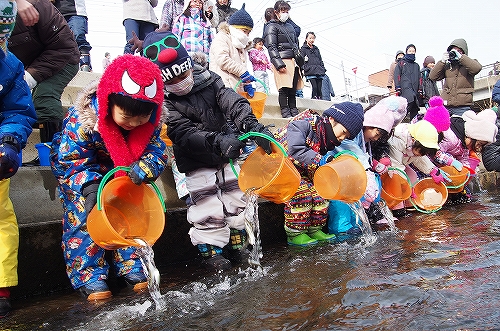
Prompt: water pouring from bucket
<box><xmin>380</xmin><ymin>167</ymin><xmax>412</xmax><ymax>209</ymax></box>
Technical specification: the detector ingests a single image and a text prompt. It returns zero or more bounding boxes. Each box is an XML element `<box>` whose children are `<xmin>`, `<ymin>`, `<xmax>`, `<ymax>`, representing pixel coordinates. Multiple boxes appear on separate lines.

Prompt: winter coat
<box><xmin>429</xmin><ymin>39</ymin><xmax>482</xmax><ymax>107</ymax></box>
<box><xmin>53</xmin><ymin>0</ymin><xmax>87</xmax><ymax>18</ymax></box>
<box><xmin>387</xmin><ymin>123</ymin><xmax>435</xmax><ymax>175</ymax></box>
<box><xmin>122</xmin><ymin>0</ymin><xmax>158</xmax><ymax>25</ymax></box>
<box><xmin>274</xmin><ymin>110</ymin><xmax>324</xmax><ymax>180</ymax></box>
<box><xmin>393</xmin><ymin>58</ymin><xmax>421</xmax><ymax>105</ymax></box>
<box><xmin>172</xmin><ymin>8</ymin><xmax>212</xmax><ymax>57</ymax></box>
<box><xmin>262</xmin><ymin>17</ymin><xmax>301</xmax><ymax>39</ymax></box>
<box><xmin>481</xmin><ymin>113</ymin><xmax>500</xmax><ymax>171</ymax></box>
<box><xmin>492</xmin><ymin>79</ymin><xmax>500</xmax><ymax>104</ymax></box>
<box><xmin>209</xmin><ymin>22</ymin><xmax>249</xmax><ymax>89</ymax></box>
<box><xmin>215</xmin><ymin>2</ymin><xmax>237</xmax><ymax>28</ymax></box>
<box><xmin>300</xmin><ymin>43</ymin><xmax>326</xmax><ymax>77</ymax></box>
<box><xmin>164</xmin><ymin>64</ymin><xmax>265</xmax><ymax>173</ymax></box>
<box><xmin>420</xmin><ymin>67</ymin><xmax>439</xmax><ymax>106</ymax></box>
<box><xmin>263</xmin><ymin>19</ymin><xmax>298</xmax><ymax>70</ymax></box>
<box><xmin>50</xmin><ymin>81</ymin><xmax>167</xmax><ymax>193</ymax></box>
<box><xmin>437</xmin><ymin>116</ymin><xmax>473</xmax><ymax>169</ymax></box>
<box><xmin>8</xmin><ymin>0</ymin><xmax>79</xmax><ymax>84</ymax></box>
<box><xmin>248</xmin><ymin>48</ymin><xmax>271</xmax><ymax>72</ymax></box>
<box><xmin>0</xmin><ymin>51</ymin><xmax>37</xmax><ymax>148</ymax></box>
<box><xmin>387</xmin><ymin>61</ymin><xmax>397</xmax><ymax>88</ymax></box>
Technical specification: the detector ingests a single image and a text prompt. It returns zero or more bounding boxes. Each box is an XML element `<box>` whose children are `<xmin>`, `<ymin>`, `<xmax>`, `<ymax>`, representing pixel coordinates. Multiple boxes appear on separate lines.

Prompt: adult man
<box><xmin>429</xmin><ymin>38</ymin><xmax>482</xmax><ymax>116</ymax></box>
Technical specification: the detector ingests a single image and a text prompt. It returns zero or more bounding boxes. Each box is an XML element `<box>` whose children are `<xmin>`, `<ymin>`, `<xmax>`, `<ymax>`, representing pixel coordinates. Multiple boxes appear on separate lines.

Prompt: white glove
<box><xmin>24</xmin><ymin>71</ymin><xmax>37</xmax><ymax>89</ymax></box>
<box><xmin>441</xmin><ymin>52</ymin><xmax>449</xmax><ymax>63</ymax></box>
<box><xmin>304</xmin><ymin>55</ymin><xmax>308</xmax><ymax>62</ymax></box>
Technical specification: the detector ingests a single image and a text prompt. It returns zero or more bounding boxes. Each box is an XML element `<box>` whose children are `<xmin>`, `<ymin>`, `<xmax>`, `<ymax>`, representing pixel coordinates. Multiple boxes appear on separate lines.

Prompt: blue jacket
<box><xmin>0</xmin><ymin>50</ymin><xmax>37</xmax><ymax>147</ymax></box>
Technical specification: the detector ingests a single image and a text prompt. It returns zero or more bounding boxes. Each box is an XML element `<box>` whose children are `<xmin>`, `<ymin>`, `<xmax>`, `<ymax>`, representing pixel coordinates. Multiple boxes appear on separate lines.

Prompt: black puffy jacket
<box><xmin>481</xmin><ymin>116</ymin><xmax>500</xmax><ymax>172</ymax></box>
<box><xmin>164</xmin><ymin>65</ymin><xmax>265</xmax><ymax>173</ymax></box>
<box><xmin>300</xmin><ymin>44</ymin><xmax>326</xmax><ymax>76</ymax></box>
<box><xmin>263</xmin><ymin>20</ymin><xmax>298</xmax><ymax>70</ymax></box>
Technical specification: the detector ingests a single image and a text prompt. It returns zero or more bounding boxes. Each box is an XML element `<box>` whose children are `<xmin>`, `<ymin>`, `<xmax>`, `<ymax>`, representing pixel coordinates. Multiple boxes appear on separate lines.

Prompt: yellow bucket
<box><xmin>313</xmin><ymin>152</ymin><xmax>367</xmax><ymax>203</ymax></box>
<box><xmin>235</xmin><ymin>78</ymin><xmax>268</xmax><ymax>119</ymax></box>
<box><xmin>87</xmin><ymin>167</ymin><xmax>166</xmax><ymax>250</ymax></box>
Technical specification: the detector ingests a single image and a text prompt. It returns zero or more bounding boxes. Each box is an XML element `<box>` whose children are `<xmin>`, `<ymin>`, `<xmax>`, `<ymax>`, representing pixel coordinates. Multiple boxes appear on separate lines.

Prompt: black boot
<box><xmin>197</xmin><ymin>244</ymin><xmax>231</xmax><ymax>271</ymax></box>
<box><xmin>79</xmin><ymin>53</ymin><xmax>92</xmax><ymax>72</ymax></box>
<box><xmin>39</xmin><ymin>121</ymin><xmax>62</xmax><ymax>143</ymax></box>
<box><xmin>280</xmin><ymin>107</ymin><xmax>292</xmax><ymax>118</ymax></box>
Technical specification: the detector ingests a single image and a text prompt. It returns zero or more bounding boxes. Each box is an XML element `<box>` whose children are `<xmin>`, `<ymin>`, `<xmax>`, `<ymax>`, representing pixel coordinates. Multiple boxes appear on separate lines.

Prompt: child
<box><xmin>300</xmin><ymin>32</ymin><xmax>326</xmax><ymax>99</ymax></box>
<box><xmin>387</xmin><ymin>120</ymin><xmax>448</xmax><ymax>216</ymax></box>
<box><xmin>420</xmin><ymin>56</ymin><xmax>439</xmax><ymax>108</ymax></box>
<box><xmin>248</xmin><ymin>37</ymin><xmax>271</xmax><ymax>93</ymax></box>
<box><xmin>0</xmin><ymin>0</ymin><xmax>37</xmax><ymax>317</ymax></box>
<box><xmin>143</xmin><ymin>30</ymin><xmax>274</xmax><ymax>271</ymax></box>
<box><xmin>434</xmin><ymin>109</ymin><xmax>498</xmax><ymax>203</ymax></box>
<box><xmin>273</xmin><ymin>102</ymin><xmax>364</xmax><ymax>246</ymax></box>
<box><xmin>327</xmin><ymin>96</ymin><xmax>407</xmax><ymax>234</ymax></box>
<box><xmin>50</xmin><ymin>55</ymin><xmax>168</xmax><ymax>300</ymax></box>
<box><xmin>209</xmin><ymin>4</ymin><xmax>255</xmax><ymax>96</ymax></box>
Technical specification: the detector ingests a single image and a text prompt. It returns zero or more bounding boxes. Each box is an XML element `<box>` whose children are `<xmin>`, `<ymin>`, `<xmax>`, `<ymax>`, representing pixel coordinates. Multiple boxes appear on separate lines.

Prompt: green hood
<box><xmin>447</xmin><ymin>38</ymin><xmax>468</xmax><ymax>55</ymax></box>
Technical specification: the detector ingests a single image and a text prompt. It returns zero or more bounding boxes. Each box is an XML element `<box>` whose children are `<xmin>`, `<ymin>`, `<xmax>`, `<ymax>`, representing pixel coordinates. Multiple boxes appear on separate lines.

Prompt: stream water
<box><xmin>2</xmin><ymin>189</ymin><xmax>500</xmax><ymax>331</ymax></box>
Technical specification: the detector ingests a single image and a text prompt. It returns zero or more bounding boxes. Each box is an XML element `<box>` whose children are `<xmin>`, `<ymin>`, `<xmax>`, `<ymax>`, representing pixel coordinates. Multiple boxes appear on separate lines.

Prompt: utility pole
<box><xmin>341</xmin><ymin>61</ymin><xmax>349</xmax><ymax>100</ymax></box>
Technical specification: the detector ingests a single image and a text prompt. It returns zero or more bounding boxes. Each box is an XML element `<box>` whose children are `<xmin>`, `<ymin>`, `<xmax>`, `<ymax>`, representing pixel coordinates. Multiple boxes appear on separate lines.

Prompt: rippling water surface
<box><xmin>2</xmin><ymin>191</ymin><xmax>500</xmax><ymax>331</ymax></box>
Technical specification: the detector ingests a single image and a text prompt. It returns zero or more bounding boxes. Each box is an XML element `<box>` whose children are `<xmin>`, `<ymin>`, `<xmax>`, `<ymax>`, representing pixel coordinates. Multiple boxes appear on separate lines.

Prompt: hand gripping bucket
<box><xmin>440</xmin><ymin>165</ymin><xmax>470</xmax><ymax>193</ymax></box>
<box><xmin>313</xmin><ymin>151</ymin><xmax>367</xmax><ymax>203</ymax></box>
<box><xmin>234</xmin><ymin>132</ymin><xmax>300</xmax><ymax>204</ymax></box>
<box><xmin>380</xmin><ymin>167</ymin><xmax>412</xmax><ymax>209</ymax></box>
<box><xmin>410</xmin><ymin>178</ymin><xmax>448</xmax><ymax>213</ymax></box>
<box><xmin>87</xmin><ymin>166</ymin><xmax>166</xmax><ymax>250</ymax></box>
<box><xmin>235</xmin><ymin>78</ymin><xmax>268</xmax><ymax>119</ymax></box>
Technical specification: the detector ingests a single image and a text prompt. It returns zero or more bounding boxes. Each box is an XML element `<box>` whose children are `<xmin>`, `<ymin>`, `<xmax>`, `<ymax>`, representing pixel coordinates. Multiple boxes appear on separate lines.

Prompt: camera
<box><xmin>448</xmin><ymin>50</ymin><xmax>458</xmax><ymax>61</ymax></box>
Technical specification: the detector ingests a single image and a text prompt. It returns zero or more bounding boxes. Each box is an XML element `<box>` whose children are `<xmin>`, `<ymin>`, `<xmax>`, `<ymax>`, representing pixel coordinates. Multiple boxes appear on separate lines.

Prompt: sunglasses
<box><xmin>144</xmin><ymin>35</ymin><xmax>181</xmax><ymax>62</ymax></box>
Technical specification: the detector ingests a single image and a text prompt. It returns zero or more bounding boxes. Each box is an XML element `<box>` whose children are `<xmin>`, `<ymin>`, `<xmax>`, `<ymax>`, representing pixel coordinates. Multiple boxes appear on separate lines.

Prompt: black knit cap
<box><xmin>323</xmin><ymin>102</ymin><xmax>364</xmax><ymax>138</ymax></box>
<box><xmin>406</xmin><ymin>44</ymin><xmax>416</xmax><ymax>53</ymax></box>
<box><xmin>228</xmin><ymin>3</ymin><xmax>253</xmax><ymax>29</ymax></box>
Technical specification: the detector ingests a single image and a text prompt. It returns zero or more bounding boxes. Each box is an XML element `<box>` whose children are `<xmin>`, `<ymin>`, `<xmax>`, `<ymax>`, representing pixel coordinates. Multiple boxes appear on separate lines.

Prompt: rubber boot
<box><xmin>285</xmin><ymin>226</ymin><xmax>318</xmax><ymax>246</ymax></box>
<box><xmin>197</xmin><ymin>244</ymin><xmax>231</xmax><ymax>271</ymax></box>
<box><xmin>79</xmin><ymin>53</ymin><xmax>92</xmax><ymax>72</ymax></box>
<box><xmin>225</xmin><ymin>229</ymin><xmax>250</xmax><ymax>264</ymax></box>
<box><xmin>307</xmin><ymin>225</ymin><xmax>336</xmax><ymax>243</ymax></box>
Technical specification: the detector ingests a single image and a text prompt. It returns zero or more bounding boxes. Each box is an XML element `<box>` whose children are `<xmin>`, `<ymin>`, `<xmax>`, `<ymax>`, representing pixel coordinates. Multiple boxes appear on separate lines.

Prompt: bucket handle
<box><xmin>444</xmin><ymin>171</ymin><xmax>470</xmax><ymax>190</ymax></box>
<box><xmin>234</xmin><ymin>78</ymin><xmax>269</xmax><ymax>95</ymax></box>
<box><xmin>333</xmin><ymin>150</ymin><xmax>359</xmax><ymax>159</ymax></box>
<box><xmin>96</xmin><ymin>166</ymin><xmax>166</xmax><ymax>212</ymax></box>
<box><xmin>387</xmin><ymin>167</ymin><xmax>412</xmax><ymax>185</ymax></box>
<box><xmin>229</xmin><ymin>131</ymin><xmax>287</xmax><ymax>179</ymax></box>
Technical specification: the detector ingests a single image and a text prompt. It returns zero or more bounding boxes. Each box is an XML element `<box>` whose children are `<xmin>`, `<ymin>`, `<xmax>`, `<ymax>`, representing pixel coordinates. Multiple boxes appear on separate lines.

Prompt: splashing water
<box><xmin>243</xmin><ymin>189</ymin><xmax>263</xmax><ymax>269</ymax></box>
<box><xmin>348</xmin><ymin>201</ymin><xmax>377</xmax><ymax>246</ymax></box>
<box><xmin>134</xmin><ymin>239</ymin><xmax>165</xmax><ymax>310</ymax></box>
<box><xmin>377</xmin><ymin>200</ymin><xmax>397</xmax><ymax>232</ymax></box>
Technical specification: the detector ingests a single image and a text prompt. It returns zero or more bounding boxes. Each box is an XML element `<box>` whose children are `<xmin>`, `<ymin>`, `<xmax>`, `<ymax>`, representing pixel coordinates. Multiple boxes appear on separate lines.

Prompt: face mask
<box><xmin>278</xmin><ymin>12</ymin><xmax>289</xmax><ymax>23</ymax></box>
<box><xmin>229</xmin><ymin>26</ymin><xmax>250</xmax><ymax>49</ymax></box>
<box><xmin>405</xmin><ymin>53</ymin><xmax>416</xmax><ymax>62</ymax></box>
<box><xmin>165</xmin><ymin>72</ymin><xmax>194</xmax><ymax>96</ymax></box>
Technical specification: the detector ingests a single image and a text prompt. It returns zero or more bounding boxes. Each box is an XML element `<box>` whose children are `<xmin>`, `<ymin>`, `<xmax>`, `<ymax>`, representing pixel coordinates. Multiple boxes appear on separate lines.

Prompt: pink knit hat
<box><xmin>423</xmin><ymin>96</ymin><xmax>450</xmax><ymax>133</ymax></box>
<box><xmin>363</xmin><ymin>96</ymin><xmax>407</xmax><ymax>133</ymax></box>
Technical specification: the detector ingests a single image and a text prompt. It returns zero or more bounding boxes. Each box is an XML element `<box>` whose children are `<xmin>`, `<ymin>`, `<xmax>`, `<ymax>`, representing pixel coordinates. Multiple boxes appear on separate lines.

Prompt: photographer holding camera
<box><xmin>429</xmin><ymin>38</ymin><xmax>482</xmax><ymax>116</ymax></box>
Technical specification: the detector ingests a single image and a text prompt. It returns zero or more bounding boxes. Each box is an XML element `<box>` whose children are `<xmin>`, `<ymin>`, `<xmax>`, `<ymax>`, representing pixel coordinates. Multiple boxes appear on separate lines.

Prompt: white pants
<box><xmin>186</xmin><ymin>164</ymin><xmax>246</xmax><ymax>248</ymax></box>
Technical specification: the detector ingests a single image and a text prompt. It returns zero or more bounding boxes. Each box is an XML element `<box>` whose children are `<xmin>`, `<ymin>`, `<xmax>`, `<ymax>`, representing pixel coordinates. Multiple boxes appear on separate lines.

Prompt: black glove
<box><xmin>0</xmin><ymin>135</ymin><xmax>20</xmax><ymax>180</ymax></box>
<box><xmin>215</xmin><ymin>134</ymin><xmax>245</xmax><ymax>159</ymax></box>
<box><xmin>129</xmin><ymin>159</ymin><xmax>159</xmax><ymax>185</ymax></box>
<box><xmin>254</xmin><ymin>127</ymin><xmax>274</xmax><ymax>155</ymax></box>
<box><xmin>82</xmin><ymin>181</ymin><xmax>100</xmax><ymax>216</ymax></box>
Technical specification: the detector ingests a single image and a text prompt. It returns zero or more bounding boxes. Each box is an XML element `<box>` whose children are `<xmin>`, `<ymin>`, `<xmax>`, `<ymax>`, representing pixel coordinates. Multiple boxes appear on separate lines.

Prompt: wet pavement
<box><xmin>1</xmin><ymin>188</ymin><xmax>500</xmax><ymax>331</ymax></box>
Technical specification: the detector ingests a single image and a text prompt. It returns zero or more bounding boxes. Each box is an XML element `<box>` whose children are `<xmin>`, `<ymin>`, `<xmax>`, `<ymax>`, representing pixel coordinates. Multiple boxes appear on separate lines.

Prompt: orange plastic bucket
<box><xmin>238</xmin><ymin>142</ymin><xmax>301</xmax><ymax>204</ymax></box>
<box><xmin>235</xmin><ymin>79</ymin><xmax>268</xmax><ymax>119</ymax></box>
<box><xmin>380</xmin><ymin>168</ymin><xmax>412</xmax><ymax>208</ymax></box>
<box><xmin>411</xmin><ymin>178</ymin><xmax>448</xmax><ymax>213</ymax></box>
<box><xmin>87</xmin><ymin>167</ymin><xmax>166</xmax><ymax>250</ymax></box>
<box><xmin>313</xmin><ymin>152</ymin><xmax>367</xmax><ymax>203</ymax></box>
<box><xmin>440</xmin><ymin>165</ymin><xmax>470</xmax><ymax>193</ymax></box>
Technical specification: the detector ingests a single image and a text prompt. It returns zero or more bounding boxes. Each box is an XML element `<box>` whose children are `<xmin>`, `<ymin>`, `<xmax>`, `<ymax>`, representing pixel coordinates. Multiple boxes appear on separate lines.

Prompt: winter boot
<box><xmin>280</xmin><ymin>107</ymin><xmax>292</xmax><ymax>118</ymax></box>
<box><xmin>39</xmin><ymin>121</ymin><xmax>62</xmax><ymax>143</ymax></box>
<box><xmin>123</xmin><ymin>271</ymin><xmax>148</xmax><ymax>293</ymax></box>
<box><xmin>289</xmin><ymin>107</ymin><xmax>299</xmax><ymax>116</ymax></box>
<box><xmin>224</xmin><ymin>229</ymin><xmax>250</xmax><ymax>264</ymax></box>
<box><xmin>198</xmin><ymin>244</ymin><xmax>231</xmax><ymax>271</ymax></box>
<box><xmin>78</xmin><ymin>280</ymin><xmax>112</xmax><ymax>301</ymax></box>
<box><xmin>0</xmin><ymin>288</ymin><xmax>11</xmax><ymax>318</ymax></box>
<box><xmin>79</xmin><ymin>53</ymin><xmax>92</xmax><ymax>72</ymax></box>
<box><xmin>285</xmin><ymin>226</ymin><xmax>318</xmax><ymax>246</ymax></box>
<box><xmin>307</xmin><ymin>226</ymin><xmax>336</xmax><ymax>243</ymax></box>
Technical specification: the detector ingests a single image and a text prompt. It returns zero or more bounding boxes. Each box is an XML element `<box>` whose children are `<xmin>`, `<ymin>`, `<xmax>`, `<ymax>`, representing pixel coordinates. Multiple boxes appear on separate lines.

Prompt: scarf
<box><xmin>317</xmin><ymin>116</ymin><xmax>340</xmax><ymax>155</ymax></box>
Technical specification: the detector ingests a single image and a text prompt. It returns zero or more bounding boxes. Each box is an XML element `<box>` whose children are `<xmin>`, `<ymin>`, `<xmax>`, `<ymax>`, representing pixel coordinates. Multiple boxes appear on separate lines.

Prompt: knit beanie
<box><xmin>406</xmin><ymin>44</ymin><xmax>416</xmax><ymax>53</ymax></box>
<box><xmin>323</xmin><ymin>102</ymin><xmax>364</xmax><ymax>138</ymax></box>
<box><xmin>423</xmin><ymin>96</ymin><xmax>450</xmax><ymax>133</ymax></box>
<box><xmin>395</xmin><ymin>50</ymin><xmax>404</xmax><ymax>59</ymax></box>
<box><xmin>228</xmin><ymin>4</ymin><xmax>253</xmax><ymax>30</ymax></box>
<box><xmin>0</xmin><ymin>0</ymin><xmax>16</xmax><ymax>55</ymax></box>
<box><xmin>363</xmin><ymin>96</ymin><xmax>407</xmax><ymax>133</ymax></box>
<box><xmin>463</xmin><ymin>109</ymin><xmax>498</xmax><ymax>143</ymax></box>
<box><xmin>423</xmin><ymin>55</ymin><xmax>435</xmax><ymax>68</ymax></box>
<box><xmin>143</xmin><ymin>31</ymin><xmax>193</xmax><ymax>83</ymax></box>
